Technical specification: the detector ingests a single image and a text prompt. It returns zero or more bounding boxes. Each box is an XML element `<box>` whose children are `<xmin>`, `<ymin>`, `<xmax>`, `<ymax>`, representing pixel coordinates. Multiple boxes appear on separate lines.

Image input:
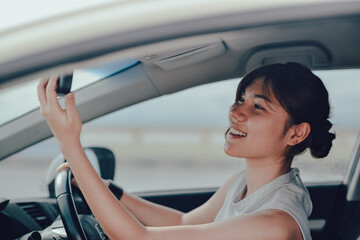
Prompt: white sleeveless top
<box><xmin>215</xmin><ymin>168</ymin><xmax>312</xmax><ymax>240</ymax></box>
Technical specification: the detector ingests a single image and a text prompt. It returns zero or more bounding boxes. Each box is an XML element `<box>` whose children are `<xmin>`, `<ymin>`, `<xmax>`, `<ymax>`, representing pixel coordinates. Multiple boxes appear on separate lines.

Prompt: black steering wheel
<box><xmin>55</xmin><ymin>170</ymin><xmax>109</xmax><ymax>240</ymax></box>
<box><xmin>55</xmin><ymin>170</ymin><xmax>88</xmax><ymax>240</ymax></box>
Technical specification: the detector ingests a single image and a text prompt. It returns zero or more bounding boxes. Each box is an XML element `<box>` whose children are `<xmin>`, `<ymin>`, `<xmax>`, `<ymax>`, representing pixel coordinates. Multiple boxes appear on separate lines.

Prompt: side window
<box><xmin>292</xmin><ymin>70</ymin><xmax>360</xmax><ymax>182</ymax></box>
<box><xmin>82</xmin><ymin>79</ymin><xmax>242</xmax><ymax>192</ymax></box>
<box><xmin>82</xmin><ymin>69</ymin><xmax>360</xmax><ymax>192</ymax></box>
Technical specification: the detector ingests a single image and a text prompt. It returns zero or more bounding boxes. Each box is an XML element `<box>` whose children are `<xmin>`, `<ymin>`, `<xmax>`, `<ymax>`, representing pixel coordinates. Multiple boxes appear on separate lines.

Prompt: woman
<box><xmin>38</xmin><ymin>62</ymin><xmax>335</xmax><ymax>240</ymax></box>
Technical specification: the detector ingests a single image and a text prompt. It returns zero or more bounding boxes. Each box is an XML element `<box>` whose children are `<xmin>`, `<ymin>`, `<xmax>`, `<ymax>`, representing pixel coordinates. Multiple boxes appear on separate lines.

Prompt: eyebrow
<box><xmin>254</xmin><ymin>94</ymin><xmax>271</xmax><ymax>102</ymax></box>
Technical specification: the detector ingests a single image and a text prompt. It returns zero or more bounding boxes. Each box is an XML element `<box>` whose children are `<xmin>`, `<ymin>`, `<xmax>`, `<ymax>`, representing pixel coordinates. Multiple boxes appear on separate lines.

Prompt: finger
<box><xmin>37</xmin><ymin>78</ymin><xmax>49</xmax><ymax>110</ymax></box>
<box><xmin>56</xmin><ymin>162</ymin><xmax>70</xmax><ymax>172</ymax></box>
<box><xmin>46</xmin><ymin>76</ymin><xmax>62</xmax><ymax>111</ymax></box>
<box><xmin>71</xmin><ymin>178</ymin><xmax>79</xmax><ymax>188</ymax></box>
<box><xmin>65</xmin><ymin>93</ymin><xmax>80</xmax><ymax>122</ymax></box>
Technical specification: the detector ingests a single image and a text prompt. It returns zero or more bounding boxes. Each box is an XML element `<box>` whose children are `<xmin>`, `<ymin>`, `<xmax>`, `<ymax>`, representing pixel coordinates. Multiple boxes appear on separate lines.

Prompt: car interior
<box><xmin>0</xmin><ymin>1</ymin><xmax>359</xmax><ymax>239</ymax></box>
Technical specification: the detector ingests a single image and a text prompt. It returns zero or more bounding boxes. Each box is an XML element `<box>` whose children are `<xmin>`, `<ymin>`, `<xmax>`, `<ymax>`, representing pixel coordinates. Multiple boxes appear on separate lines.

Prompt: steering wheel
<box><xmin>55</xmin><ymin>170</ymin><xmax>88</xmax><ymax>240</ymax></box>
<box><xmin>55</xmin><ymin>170</ymin><xmax>109</xmax><ymax>240</ymax></box>
<box><xmin>55</xmin><ymin>170</ymin><xmax>110</xmax><ymax>240</ymax></box>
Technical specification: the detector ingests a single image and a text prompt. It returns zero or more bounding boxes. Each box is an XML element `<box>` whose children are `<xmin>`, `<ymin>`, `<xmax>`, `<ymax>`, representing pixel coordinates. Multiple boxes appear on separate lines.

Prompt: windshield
<box><xmin>0</xmin><ymin>59</ymin><xmax>138</xmax><ymax>126</ymax></box>
<box><xmin>0</xmin><ymin>71</ymin><xmax>98</xmax><ymax>126</ymax></box>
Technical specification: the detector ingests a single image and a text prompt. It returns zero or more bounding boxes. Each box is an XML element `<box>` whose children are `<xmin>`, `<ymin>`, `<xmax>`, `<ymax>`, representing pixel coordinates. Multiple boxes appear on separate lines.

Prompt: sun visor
<box><xmin>245</xmin><ymin>43</ymin><xmax>331</xmax><ymax>72</ymax></box>
<box><xmin>147</xmin><ymin>41</ymin><xmax>226</xmax><ymax>70</ymax></box>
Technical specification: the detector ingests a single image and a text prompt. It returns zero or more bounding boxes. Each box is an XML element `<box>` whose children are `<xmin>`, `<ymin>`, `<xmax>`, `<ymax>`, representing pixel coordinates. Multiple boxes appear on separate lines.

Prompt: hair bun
<box><xmin>310</xmin><ymin>120</ymin><xmax>336</xmax><ymax>158</ymax></box>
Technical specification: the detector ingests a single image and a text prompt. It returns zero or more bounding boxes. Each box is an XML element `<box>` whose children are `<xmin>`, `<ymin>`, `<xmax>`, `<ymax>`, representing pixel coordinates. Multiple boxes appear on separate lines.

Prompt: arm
<box><xmin>38</xmin><ymin>77</ymin><xmax>145</xmax><ymax>239</ymax></box>
<box><xmin>118</xmin><ymin>171</ymin><xmax>237</xmax><ymax>227</ymax></box>
<box><xmin>147</xmin><ymin>209</ymin><xmax>303</xmax><ymax>240</ymax></box>
<box><xmin>57</xmin><ymin>152</ymin><xmax>237</xmax><ymax>227</ymax></box>
<box><xmin>38</xmin><ymin>77</ymin><xmax>302</xmax><ymax>240</ymax></box>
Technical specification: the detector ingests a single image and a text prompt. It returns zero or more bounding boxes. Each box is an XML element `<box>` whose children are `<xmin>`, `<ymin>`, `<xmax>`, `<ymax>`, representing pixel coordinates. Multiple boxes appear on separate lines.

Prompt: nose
<box><xmin>229</xmin><ymin>108</ymin><xmax>247</xmax><ymax>123</ymax></box>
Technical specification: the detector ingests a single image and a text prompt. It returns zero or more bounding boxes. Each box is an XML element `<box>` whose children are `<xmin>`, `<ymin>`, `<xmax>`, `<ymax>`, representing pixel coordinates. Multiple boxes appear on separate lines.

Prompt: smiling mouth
<box><xmin>229</xmin><ymin>127</ymin><xmax>247</xmax><ymax>137</ymax></box>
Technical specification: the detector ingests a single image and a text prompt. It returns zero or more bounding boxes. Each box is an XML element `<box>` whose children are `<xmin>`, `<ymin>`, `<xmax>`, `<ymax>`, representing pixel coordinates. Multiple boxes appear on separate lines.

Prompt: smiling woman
<box><xmin>32</xmin><ymin>62</ymin><xmax>338</xmax><ymax>240</ymax></box>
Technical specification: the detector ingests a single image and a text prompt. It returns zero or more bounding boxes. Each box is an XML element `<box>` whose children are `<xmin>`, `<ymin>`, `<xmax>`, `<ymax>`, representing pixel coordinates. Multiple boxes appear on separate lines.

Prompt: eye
<box><xmin>237</xmin><ymin>97</ymin><xmax>245</xmax><ymax>104</ymax></box>
<box><xmin>254</xmin><ymin>103</ymin><xmax>265</xmax><ymax>110</ymax></box>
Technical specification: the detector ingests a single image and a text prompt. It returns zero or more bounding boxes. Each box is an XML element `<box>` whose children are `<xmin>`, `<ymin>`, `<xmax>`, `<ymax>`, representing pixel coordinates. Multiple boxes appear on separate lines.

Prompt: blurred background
<box><xmin>1</xmin><ymin>69</ymin><xmax>359</xmax><ymax>198</ymax></box>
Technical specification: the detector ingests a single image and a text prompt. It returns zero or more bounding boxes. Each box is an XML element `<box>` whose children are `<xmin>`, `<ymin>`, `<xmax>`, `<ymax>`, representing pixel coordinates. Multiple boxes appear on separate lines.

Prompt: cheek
<box><xmin>249</xmin><ymin>118</ymin><xmax>285</xmax><ymax>144</ymax></box>
<box><xmin>224</xmin><ymin>113</ymin><xmax>289</xmax><ymax>157</ymax></box>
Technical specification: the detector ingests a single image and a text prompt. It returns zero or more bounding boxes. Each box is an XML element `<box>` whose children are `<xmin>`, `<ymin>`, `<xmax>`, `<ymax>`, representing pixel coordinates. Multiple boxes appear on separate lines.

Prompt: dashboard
<box><xmin>0</xmin><ymin>192</ymin><xmax>97</xmax><ymax>240</ymax></box>
<box><xmin>0</xmin><ymin>198</ymin><xmax>59</xmax><ymax>239</ymax></box>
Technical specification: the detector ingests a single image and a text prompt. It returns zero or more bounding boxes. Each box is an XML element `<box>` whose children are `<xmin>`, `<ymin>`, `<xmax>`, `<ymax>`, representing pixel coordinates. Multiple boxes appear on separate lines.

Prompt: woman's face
<box><xmin>224</xmin><ymin>77</ymin><xmax>291</xmax><ymax>161</ymax></box>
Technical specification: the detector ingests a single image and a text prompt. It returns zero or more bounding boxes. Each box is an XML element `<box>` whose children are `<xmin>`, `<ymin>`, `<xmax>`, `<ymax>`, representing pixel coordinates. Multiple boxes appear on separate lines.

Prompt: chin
<box><xmin>224</xmin><ymin>143</ymin><xmax>244</xmax><ymax>158</ymax></box>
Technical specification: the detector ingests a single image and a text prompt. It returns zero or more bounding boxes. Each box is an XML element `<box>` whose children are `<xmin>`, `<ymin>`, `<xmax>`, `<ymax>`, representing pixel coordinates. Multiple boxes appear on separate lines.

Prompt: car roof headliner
<box><xmin>0</xmin><ymin>0</ymin><xmax>359</xmax><ymax>85</ymax></box>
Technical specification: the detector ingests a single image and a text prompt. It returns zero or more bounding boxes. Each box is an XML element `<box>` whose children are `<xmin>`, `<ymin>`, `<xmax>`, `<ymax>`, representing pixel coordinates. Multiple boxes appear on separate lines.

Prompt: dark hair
<box><xmin>234</xmin><ymin>62</ymin><xmax>336</xmax><ymax>160</ymax></box>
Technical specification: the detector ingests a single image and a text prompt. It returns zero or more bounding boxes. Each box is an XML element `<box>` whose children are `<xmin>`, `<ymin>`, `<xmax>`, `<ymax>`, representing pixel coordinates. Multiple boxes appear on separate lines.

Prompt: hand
<box><xmin>57</xmin><ymin>162</ymin><xmax>111</xmax><ymax>188</ymax></box>
<box><xmin>37</xmin><ymin>76</ymin><xmax>82</xmax><ymax>151</ymax></box>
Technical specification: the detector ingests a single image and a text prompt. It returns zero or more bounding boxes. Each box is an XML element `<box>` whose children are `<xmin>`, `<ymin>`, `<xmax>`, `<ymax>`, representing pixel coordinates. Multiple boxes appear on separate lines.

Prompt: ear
<box><xmin>286</xmin><ymin>122</ymin><xmax>311</xmax><ymax>146</ymax></box>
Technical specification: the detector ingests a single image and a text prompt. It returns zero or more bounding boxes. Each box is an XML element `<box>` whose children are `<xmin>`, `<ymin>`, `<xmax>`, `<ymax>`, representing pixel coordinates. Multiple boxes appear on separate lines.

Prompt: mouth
<box><xmin>229</xmin><ymin>127</ymin><xmax>247</xmax><ymax>137</ymax></box>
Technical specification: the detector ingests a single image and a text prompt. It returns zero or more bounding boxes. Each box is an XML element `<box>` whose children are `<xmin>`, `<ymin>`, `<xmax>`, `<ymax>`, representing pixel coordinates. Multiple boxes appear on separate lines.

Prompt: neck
<box><xmin>243</xmin><ymin>157</ymin><xmax>291</xmax><ymax>198</ymax></box>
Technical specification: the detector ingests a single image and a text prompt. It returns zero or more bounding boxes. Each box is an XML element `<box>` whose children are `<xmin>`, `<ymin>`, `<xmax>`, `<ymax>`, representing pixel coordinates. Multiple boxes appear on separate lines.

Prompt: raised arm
<box><xmin>38</xmin><ymin>76</ymin><xmax>145</xmax><ymax>239</ymax></box>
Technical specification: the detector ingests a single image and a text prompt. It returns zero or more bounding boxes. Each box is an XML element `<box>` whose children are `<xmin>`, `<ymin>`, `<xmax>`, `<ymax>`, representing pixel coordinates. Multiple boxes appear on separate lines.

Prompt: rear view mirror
<box><xmin>45</xmin><ymin>147</ymin><xmax>116</xmax><ymax>197</ymax></box>
<box><xmin>56</xmin><ymin>74</ymin><xmax>73</xmax><ymax>96</ymax></box>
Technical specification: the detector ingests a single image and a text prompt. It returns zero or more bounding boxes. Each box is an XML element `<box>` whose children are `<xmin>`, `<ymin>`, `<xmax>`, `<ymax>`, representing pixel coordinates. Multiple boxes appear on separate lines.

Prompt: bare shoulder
<box><xmin>206</xmin><ymin>171</ymin><xmax>242</xmax><ymax>205</ymax></box>
<box><xmin>218</xmin><ymin>171</ymin><xmax>241</xmax><ymax>193</ymax></box>
<box><xmin>251</xmin><ymin>209</ymin><xmax>304</xmax><ymax>240</ymax></box>
<box><xmin>182</xmin><ymin>171</ymin><xmax>241</xmax><ymax>225</ymax></box>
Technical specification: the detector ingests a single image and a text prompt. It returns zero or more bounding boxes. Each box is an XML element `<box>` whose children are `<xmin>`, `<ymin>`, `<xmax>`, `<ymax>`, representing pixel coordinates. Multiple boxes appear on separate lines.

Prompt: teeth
<box><xmin>230</xmin><ymin>127</ymin><xmax>247</xmax><ymax>137</ymax></box>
